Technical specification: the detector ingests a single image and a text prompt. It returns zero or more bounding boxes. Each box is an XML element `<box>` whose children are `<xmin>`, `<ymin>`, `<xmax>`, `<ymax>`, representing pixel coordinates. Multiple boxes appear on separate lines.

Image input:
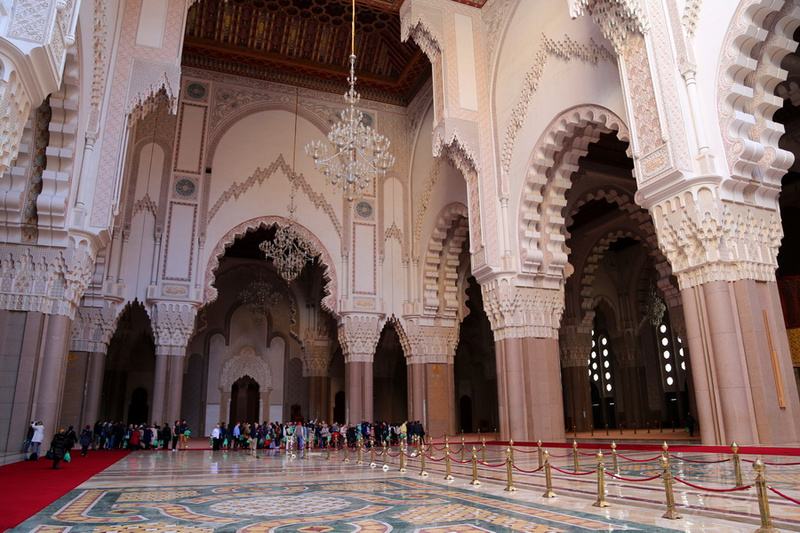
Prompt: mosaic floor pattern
<box><xmin>8</xmin><ymin>447</ymin><xmax>799</xmax><ymax>533</ymax></box>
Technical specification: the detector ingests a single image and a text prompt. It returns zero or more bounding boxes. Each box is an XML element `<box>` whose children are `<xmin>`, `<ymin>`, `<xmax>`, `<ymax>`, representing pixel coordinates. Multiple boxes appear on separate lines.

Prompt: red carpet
<box><xmin>0</xmin><ymin>449</ymin><xmax>130</xmax><ymax>531</ymax></box>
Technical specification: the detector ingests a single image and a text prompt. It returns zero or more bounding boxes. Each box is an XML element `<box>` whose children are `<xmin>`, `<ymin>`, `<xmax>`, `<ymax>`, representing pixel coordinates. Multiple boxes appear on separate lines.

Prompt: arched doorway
<box><xmin>230</xmin><ymin>376</ymin><xmax>259</xmax><ymax>424</ymax></box>
<box><xmin>373</xmin><ymin>323</ymin><xmax>407</xmax><ymax>423</ymax></box>
<box><xmin>128</xmin><ymin>387</ymin><xmax>149</xmax><ymax>426</ymax></box>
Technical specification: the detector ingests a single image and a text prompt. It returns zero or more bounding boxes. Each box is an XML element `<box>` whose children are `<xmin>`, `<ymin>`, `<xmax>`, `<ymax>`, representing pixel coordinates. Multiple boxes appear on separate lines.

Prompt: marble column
<box><xmin>82</xmin><ymin>350</ymin><xmax>107</xmax><ymax>427</ymax></box>
<box><xmin>559</xmin><ymin>327</ymin><xmax>592</xmax><ymax>431</ymax></box>
<box><xmin>166</xmin><ymin>354</ymin><xmax>185</xmax><ymax>424</ymax></box>
<box><xmin>34</xmin><ymin>314</ymin><xmax>72</xmax><ymax>443</ymax></box>
<box><xmin>150</xmin><ymin>352</ymin><xmax>169</xmax><ymax>424</ymax></box>
<box><xmin>338</xmin><ymin>313</ymin><xmax>381</xmax><ymax>424</ymax></box>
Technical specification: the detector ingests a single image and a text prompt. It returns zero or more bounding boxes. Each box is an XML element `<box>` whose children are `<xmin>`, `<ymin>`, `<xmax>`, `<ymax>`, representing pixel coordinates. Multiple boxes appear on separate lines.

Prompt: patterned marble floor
<box><xmin>9</xmin><ymin>445</ymin><xmax>800</xmax><ymax>532</ymax></box>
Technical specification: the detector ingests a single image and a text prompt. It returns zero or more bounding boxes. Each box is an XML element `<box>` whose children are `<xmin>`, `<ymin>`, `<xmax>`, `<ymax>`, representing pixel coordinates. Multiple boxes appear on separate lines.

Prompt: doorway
<box><xmin>230</xmin><ymin>376</ymin><xmax>260</xmax><ymax>424</ymax></box>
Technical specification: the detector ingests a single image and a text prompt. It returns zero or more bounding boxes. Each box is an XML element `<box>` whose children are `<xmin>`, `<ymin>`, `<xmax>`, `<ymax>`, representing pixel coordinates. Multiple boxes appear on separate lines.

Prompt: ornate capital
<box><xmin>481</xmin><ymin>278</ymin><xmax>564</xmax><ymax>340</ymax></box>
<box><xmin>568</xmin><ymin>0</ymin><xmax>649</xmax><ymax>55</ymax></box>
<box><xmin>338</xmin><ymin>313</ymin><xmax>383</xmax><ymax>363</ymax></box>
<box><xmin>399</xmin><ymin>1</ymin><xmax>442</xmax><ymax>61</ymax></box>
<box><xmin>303</xmin><ymin>336</ymin><xmax>333</xmax><ymax>378</ymax></box>
<box><xmin>559</xmin><ymin>327</ymin><xmax>592</xmax><ymax>368</ymax></box>
<box><xmin>219</xmin><ymin>345</ymin><xmax>272</xmax><ymax>392</ymax></box>
<box><xmin>70</xmin><ymin>305</ymin><xmax>118</xmax><ymax>353</ymax></box>
<box><xmin>152</xmin><ymin>301</ymin><xmax>198</xmax><ymax>356</ymax></box>
<box><xmin>400</xmin><ymin>317</ymin><xmax>459</xmax><ymax>365</ymax></box>
<box><xmin>651</xmin><ymin>191</ymin><xmax>781</xmax><ymax>289</ymax></box>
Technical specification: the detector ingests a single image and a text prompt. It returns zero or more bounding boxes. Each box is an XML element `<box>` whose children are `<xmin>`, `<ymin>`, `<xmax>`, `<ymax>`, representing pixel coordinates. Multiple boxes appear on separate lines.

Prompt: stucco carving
<box><xmin>399</xmin><ymin>318</ymin><xmax>459</xmax><ymax>365</ymax></box>
<box><xmin>219</xmin><ymin>345</ymin><xmax>273</xmax><ymax>392</ymax></box>
<box><xmin>152</xmin><ymin>301</ymin><xmax>198</xmax><ymax>356</ymax></box>
<box><xmin>9</xmin><ymin>0</ymin><xmax>54</xmax><ymax>43</ymax></box>
<box><xmin>481</xmin><ymin>278</ymin><xmax>564</xmax><ymax>340</ymax></box>
<box><xmin>559</xmin><ymin>327</ymin><xmax>592</xmax><ymax>368</ymax></box>
<box><xmin>338</xmin><ymin>313</ymin><xmax>383</xmax><ymax>363</ymax></box>
<box><xmin>303</xmin><ymin>338</ymin><xmax>332</xmax><ymax>378</ymax></box>
<box><xmin>682</xmin><ymin>0</ymin><xmax>702</xmax><ymax>39</ymax></box>
<box><xmin>422</xmin><ymin>203</ymin><xmax>468</xmax><ymax>317</ymax></box>
<box><xmin>0</xmin><ymin>71</ymin><xmax>32</xmax><ymax>178</ymax></box>
<box><xmin>70</xmin><ymin>305</ymin><xmax>118</xmax><ymax>352</ymax></box>
<box><xmin>412</xmin><ymin>157</ymin><xmax>443</xmax><ymax>260</ymax></box>
<box><xmin>568</xmin><ymin>0</ymin><xmax>649</xmax><ymax>54</ymax></box>
<box><xmin>501</xmin><ymin>37</ymin><xmax>615</xmax><ymax>176</ymax></box>
<box><xmin>399</xmin><ymin>2</ymin><xmax>443</xmax><ymax>60</ymax></box>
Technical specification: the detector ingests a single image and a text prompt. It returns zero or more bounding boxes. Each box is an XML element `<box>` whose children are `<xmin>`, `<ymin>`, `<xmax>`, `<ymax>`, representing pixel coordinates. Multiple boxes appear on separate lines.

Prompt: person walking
<box><xmin>50</xmin><ymin>429</ymin><xmax>71</xmax><ymax>469</ymax></box>
<box><xmin>79</xmin><ymin>425</ymin><xmax>93</xmax><ymax>456</ymax></box>
<box><xmin>28</xmin><ymin>421</ymin><xmax>44</xmax><ymax>460</ymax></box>
<box><xmin>211</xmin><ymin>424</ymin><xmax>222</xmax><ymax>451</ymax></box>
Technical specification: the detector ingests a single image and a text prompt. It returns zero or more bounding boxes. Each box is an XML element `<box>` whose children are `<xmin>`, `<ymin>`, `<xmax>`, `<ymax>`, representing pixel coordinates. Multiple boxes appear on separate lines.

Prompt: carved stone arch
<box><xmin>717</xmin><ymin>0</ymin><xmax>800</xmax><ymax>197</ymax></box>
<box><xmin>218</xmin><ymin>345</ymin><xmax>273</xmax><ymax>393</ymax></box>
<box><xmin>576</xmin><ymin>228</ymin><xmax>655</xmax><ymax>329</ymax></box>
<box><xmin>386</xmin><ymin>315</ymin><xmax>410</xmax><ymax>358</ymax></box>
<box><xmin>519</xmin><ymin>105</ymin><xmax>631</xmax><ymax>282</ymax></box>
<box><xmin>566</xmin><ymin>186</ymin><xmax>676</xmax><ymax>304</ymax></box>
<box><xmin>422</xmin><ymin>202</ymin><xmax>469</xmax><ymax>317</ymax></box>
<box><xmin>127</xmin><ymin>82</ymin><xmax>177</xmax><ymax>125</ymax></box>
<box><xmin>204</xmin><ymin>216</ymin><xmax>338</xmax><ymax>316</ymax></box>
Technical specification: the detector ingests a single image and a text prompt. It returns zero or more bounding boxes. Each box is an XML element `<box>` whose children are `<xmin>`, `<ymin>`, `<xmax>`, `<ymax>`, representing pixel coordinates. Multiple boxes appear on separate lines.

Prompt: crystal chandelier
<box><xmin>239</xmin><ymin>278</ymin><xmax>283</xmax><ymax>322</ymax></box>
<box><xmin>305</xmin><ymin>0</ymin><xmax>395</xmax><ymax>202</ymax></box>
<box><xmin>644</xmin><ymin>284</ymin><xmax>666</xmax><ymax>327</ymax></box>
<box><xmin>260</xmin><ymin>88</ymin><xmax>320</xmax><ymax>282</ymax></box>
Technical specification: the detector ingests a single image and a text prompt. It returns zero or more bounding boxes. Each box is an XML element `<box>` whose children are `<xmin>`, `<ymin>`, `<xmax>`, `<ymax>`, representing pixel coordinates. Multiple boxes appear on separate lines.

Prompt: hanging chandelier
<box><xmin>260</xmin><ymin>88</ymin><xmax>320</xmax><ymax>282</ymax></box>
<box><xmin>305</xmin><ymin>0</ymin><xmax>395</xmax><ymax>202</ymax></box>
<box><xmin>239</xmin><ymin>278</ymin><xmax>284</xmax><ymax>322</ymax></box>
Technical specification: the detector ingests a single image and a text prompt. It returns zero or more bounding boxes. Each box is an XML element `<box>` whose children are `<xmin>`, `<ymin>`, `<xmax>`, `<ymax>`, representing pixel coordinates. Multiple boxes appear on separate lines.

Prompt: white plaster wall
<box><xmin>382</xmin><ymin>176</ymin><xmax>406</xmax><ymax>317</ymax></box>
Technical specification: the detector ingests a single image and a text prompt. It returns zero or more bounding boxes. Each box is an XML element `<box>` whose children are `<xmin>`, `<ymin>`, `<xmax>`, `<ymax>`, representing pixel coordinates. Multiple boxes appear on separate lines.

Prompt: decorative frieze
<box><xmin>219</xmin><ymin>345</ymin><xmax>272</xmax><ymax>391</ymax></box>
<box><xmin>302</xmin><ymin>337</ymin><xmax>332</xmax><ymax>378</ymax></box>
<box><xmin>70</xmin><ymin>305</ymin><xmax>117</xmax><ymax>352</ymax></box>
<box><xmin>559</xmin><ymin>327</ymin><xmax>592</xmax><ymax>368</ymax></box>
<box><xmin>400</xmin><ymin>318</ymin><xmax>459</xmax><ymax>365</ymax></box>
<box><xmin>337</xmin><ymin>313</ymin><xmax>383</xmax><ymax>363</ymax></box>
<box><xmin>568</xmin><ymin>0</ymin><xmax>649</xmax><ymax>54</ymax></box>
<box><xmin>151</xmin><ymin>301</ymin><xmax>198</xmax><ymax>356</ymax></box>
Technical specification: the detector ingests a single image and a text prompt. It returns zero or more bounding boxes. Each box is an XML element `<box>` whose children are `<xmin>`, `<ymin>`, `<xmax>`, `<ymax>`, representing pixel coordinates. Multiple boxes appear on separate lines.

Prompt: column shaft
<box><xmin>82</xmin><ymin>351</ymin><xmax>106</xmax><ymax>427</ymax></box>
<box><xmin>34</xmin><ymin>314</ymin><xmax>71</xmax><ymax>443</ymax></box>
<box><xmin>151</xmin><ymin>353</ymin><xmax>168</xmax><ymax>425</ymax></box>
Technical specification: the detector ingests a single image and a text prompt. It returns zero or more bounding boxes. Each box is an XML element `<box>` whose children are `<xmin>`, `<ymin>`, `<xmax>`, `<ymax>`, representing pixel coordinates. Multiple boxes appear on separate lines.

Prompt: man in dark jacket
<box><xmin>50</xmin><ymin>429</ymin><xmax>71</xmax><ymax>469</ymax></box>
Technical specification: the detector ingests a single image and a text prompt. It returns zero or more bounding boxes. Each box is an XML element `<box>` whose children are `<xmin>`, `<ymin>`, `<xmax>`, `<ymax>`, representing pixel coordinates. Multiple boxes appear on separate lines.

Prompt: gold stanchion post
<box><xmin>509</xmin><ymin>439</ymin><xmax>515</xmax><ymax>464</ymax></box>
<box><xmin>470</xmin><ymin>446</ymin><xmax>481</xmax><ymax>485</ymax></box>
<box><xmin>481</xmin><ymin>438</ymin><xmax>486</xmax><ymax>463</ymax></box>
<box><xmin>573</xmin><ymin>424</ymin><xmax>577</xmax><ymax>438</ymax></box>
<box><xmin>542</xmin><ymin>450</ymin><xmax>556</xmax><ymax>498</ymax></box>
<box><xmin>572</xmin><ymin>440</ymin><xmax>580</xmax><ymax>473</ymax></box>
<box><xmin>419</xmin><ymin>444</ymin><xmax>428</xmax><ymax>477</ymax></box>
<box><xmin>326</xmin><ymin>443</ymin><xmax>331</xmax><ymax>461</ymax></box>
<box><xmin>444</xmin><ymin>443</ymin><xmax>453</xmax><ymax>480</ymax></box>
<box><xmin>357</xmin><ymin>440</ymin><xmax>363</xmax><ymax>465</ymax></box>
<box><xmin>592</xmin><ymin>450</ymin><xmax>610</xmax><ymax>507</ymax></box>
<box><xmin>731</xmin><ymin>442</ymin><xmax>744</xmax><ymax>488</ymax></box>
<box><xmin>753</xmin><ymin>458</ymin><xmax>779</xmax><ymax>533</ymax></box>
<box><xmin>660</xmin><ymin>452</ymin><xmax>682</xmax><ymax>519</ymax></box>
<box><xmin>369</xmin><ymin>442</ymin><xmax>376</xmax><ymax>467</ymax></box>
<box><xmin>537</xmin><ymin>440</ymin><xmax>543</xmax><ymax>469</ymax></box>
<box><xmin>461</xmin><ymin>435</ymin><xmax>466</xmax><ymax>462</ymax></box>
<box><xmin>504</xmin><ymin>447</ymin><xmax>517</xmax><ymax>492</ymax></box>
<box><xmin>611</xmin><ymin>442</ymin><xmax>619</xmax><ymax>474</ymax></box>
<box><xmin>399</xmin><ymin>442</ymin><xmax>407</xmax><ymax>473</ymax></box>
<box><xmin>605</xmin><ymin>423</ymin><xmax>609</xmax><ymax>436</ymax></box>
<box><xmin>303</xmin><ymin>437</ymin><xmax>310</xmax><ymax>460</ymax></box>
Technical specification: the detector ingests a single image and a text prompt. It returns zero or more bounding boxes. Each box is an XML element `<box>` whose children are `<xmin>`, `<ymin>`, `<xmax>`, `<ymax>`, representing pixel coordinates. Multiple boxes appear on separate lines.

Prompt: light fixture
<box><xmin>239</xmin><ymin>278</ymin><xmax>283</xmax><ymax>322</ymax></box>
<box><xmin>305</xmin><ymin>0</ymin><xmax>395</xmax><ymax>202</ymax></box>
<box><xmin>260</xmin><ymin>88</ymin><xmax>320</xmax><ymax>282</ymax></box>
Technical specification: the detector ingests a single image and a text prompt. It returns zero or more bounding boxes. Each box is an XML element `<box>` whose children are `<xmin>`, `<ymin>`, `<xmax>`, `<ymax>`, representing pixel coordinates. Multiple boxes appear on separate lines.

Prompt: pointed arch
<box><xmin>422</xmin><ymin>202</ymin><xmax>469</xmax><ymax>317</ymax></box>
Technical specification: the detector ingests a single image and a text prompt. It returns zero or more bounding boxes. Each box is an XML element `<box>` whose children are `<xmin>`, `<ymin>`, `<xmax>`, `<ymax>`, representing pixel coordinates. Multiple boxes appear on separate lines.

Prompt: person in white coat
<box><xmin>28</xmin><ymin>421</ymin><xmax>44</xmax><ymax>460</ymax></box>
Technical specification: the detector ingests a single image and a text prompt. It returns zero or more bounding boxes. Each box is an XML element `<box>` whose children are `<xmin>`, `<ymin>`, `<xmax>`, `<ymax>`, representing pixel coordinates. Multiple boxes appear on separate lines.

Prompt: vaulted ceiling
<box><xmin>182</xmin><ymin>0</ymin><xmax>485</xmax><ymax>106</ymax></box>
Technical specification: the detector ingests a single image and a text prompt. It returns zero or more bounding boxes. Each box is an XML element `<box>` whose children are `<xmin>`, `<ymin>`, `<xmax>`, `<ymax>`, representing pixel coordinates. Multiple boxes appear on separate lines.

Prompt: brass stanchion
<box><xmin>509</xmin><ymin>439</ymin><xmax>515</xmax><ymax>464</ymax></box>
<box><xmin>461</xmin><ymin>435</ymin><xmax>466</xmax><ymax>462</ymax></box>
<box><xmin>620</xmin><ymin>424</ymin><xmax>624</xmax><ymax>436</ymax></box>
<box><xmin>605</xmin><ymin>423</ymin><xmax>609</xmax><ymax>436</ymax></box>
<box><xmin>444</xmin><ymin>443</ymin><xmax>453</xmax><ymax>480</ymax></box>
<box><xmin>731</xmin><ymin>442</ymin><xmax>744</xmax><ymax>488</ymax></box>
<box><xmin>369</xmin><ymin>442</ymin><xmax>376</xmax><ymax>467</ymax></box>
<box><xmin>593</xmin><ymin>450</ymin><xmax>610</xmax><ymax>507</ymax></box>
<box><xmin>399</xmin><ymin>442</ymin><xmax>407</xmax><ymax>473</ymax></box>
<box><xmin>357</xmin><ymin>441</ymin><xmax>364</xmax><ymax>465</ymax></box>
<box><xmin>419</xmin><ymin>445</ymin><xmax>428</xmax><ymax>477</ymax></box>
<box><xmin>647</xmin><ymin>421</ymin><xmax>650</xmax><ymax>434</ymax></box>
<box><xmin>537</xmin><ymin>440</ymin><xmax>543</xmax><ymax>469</ymax></box>
<box><xmin>470</xmin><ymin>446</ymin><xmax>481</xmax><ymax>485</ymax></box>
<box><xmin>542</xmin><ymin>450</ymin><xmax>556</xmax><ymax>498</ymax></box>
<box><xmin>481</xmin><ymin>438</ymin><xmax>486</xmax><ymax>463</ymax></box>
<box><xmin>504</xmin><ymin>447</ymin><xmax>517</xmax><ymax>492</ymax></box>
<box><xmin>611</xmin><ymin>442</ymin><xmax>619</xmax><ymax>474</ymax></box>
<box><xmin>660</xmin><ymin>452</ymin><xmax>682</xmax><ymax>519</ymax></box>
<box><xmin>753</xmin><ymin>458</ymin><xmax>779</xmax><ymax>532</ymax></box>
<box><xmin>573</xmin><ymin>424</ymin><xmax>577</xmax><ymax>438</ymax></box>
<box><xmin>671</xmin><ymin>420</ymin><xmax>675</xmax><ymax>432</ymax></box>
<box><xmin>303</xmin><ymin>438</ymin><xmax>310</xmax><ymax>460</ymax></box>
<box><xmin>342</xmin><ymin>442</ymin><xmax>350</xmax><ymax>462</ymax></box>
<box><xmin>590</xmin><ymin>424</ymin><xmax>594</xmax><ymax>437</ymax></box>
<box><xmin>633</xmin><ymin>422</ymin><xmax>637</xmax><ymax>435</ymax></box>
<box><xmin>662</xmin><ymin>441</ymin><xmax>670</xmax><ymax>461</ymax></box>
<box><xmin>572</xmin><ymin>440</ymin><xmax>580</xmax><ymax>473</ymax></box>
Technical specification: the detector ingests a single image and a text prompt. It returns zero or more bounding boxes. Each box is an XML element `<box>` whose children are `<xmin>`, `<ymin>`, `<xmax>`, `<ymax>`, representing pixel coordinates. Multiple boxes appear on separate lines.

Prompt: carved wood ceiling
<box><xmin>181</xmin><ymin>0</ymin><xmax>484</xmax><ymax>106</ymax></box>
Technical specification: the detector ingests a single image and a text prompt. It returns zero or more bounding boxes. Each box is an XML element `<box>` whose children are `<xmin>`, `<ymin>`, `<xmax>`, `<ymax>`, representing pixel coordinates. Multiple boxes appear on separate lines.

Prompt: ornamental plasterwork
<box><xmin>0</xmin><ymin>72</ymin><xmax>32</xmax><ymax>177</ymax></box>
<box><xmin>88</xmin><ymin>0</ymin><xmax>108</xmax><ymax>133</ymax></box>
<box><xmin>9</xmin><ymin>0</ymin><xmax>55</xmax><ymax>43</ymax></box>
<box><xmin>203</xmin><ymin>216</ymin><xmax>338</xmax><ymax>315</ymax></box>
<box><xmin>681</xmin><ymin>0</ymin><xmax>702</xmax><ymax>40</ymax></box>
<box><xmin>152</xmin><ymin>301</ymin><xmax>199</xmax><ymax>355</ymax></box>
<box><xmin>501</xmin><ymin>35</ymin><xmax>615</xmax><ymax>176</ymax></box>
<box><xmin>302</xmin><ymin>339</ymin><xmax>332</xmax><ymax>378</ymax></box>
<box><xmin>382</xmin><ymin>223</ymin><xmax>406</xmax><ymax>261</ymax></box>
<box><xmin>412</xmin><ymin>158</ymin><xmax>443</xmax><ymax>260</ymax></box>
<box><xmin>401</xmin><ymin>319</ymin><xmax>460</xmax><ymax>365</ymax></box>
<box><xmin>211</xmin><ymin>87</ymin><xmax>276</xmax><ymax>128</ymax></box>
<box><xmin>338</xmin><ymin>313</ymin><xmax>383</xmax><ymax>363</ymax></box>
<box><xmin>219</xmin><ymin>345</ymin><xmax>273</xmax><ymax>392</ymax></box>
<box><xmin>716</xmin><ymin>0</ymin><xmax>798</xmax><ymax>198</ymax></box>
<box><xmin>0</xmin><ymin>239</ymin><xmax>96</xmax><ymax>319</ymax></box>
<box><xmin>568</xmin><ymin>0</ymin><xmax>649</xmax><ymax>55</ymax></box>
<box><xmin>482</xmin><ymin>0</ymin><xmax>516</xmax><ymax>71</ymax></box>
<box><xmin>399</xmin><ymin>2</ymin><xmax>443</xmax><ymax>60</ymax></box>
<box><xmin>422</xmin><ymin>203</ymin><xmax>468</xmax><ymax>317</ymax></box>
<box><xmin>558</xmin><ymin>328</ymin><xmax>592</xmax><ymax>368</ymax></box>
<box><xmin>651</xmin><ymin>190</ymin><xmax>782</xmax><ymax>289</ymax></box>
<box><xmin>70</xmin><ymin>305</ymin><xmax>118</xmax><ymax>352</ymax></box>
<box><xmin>481</xmin><ymin>278</ymin><xmax>565</xmax><ymax>340</ymax></box>
<box><xmin>132</xmin><ymin>193</ymin><xmax>158</xmax><ymax>219</ymax></box>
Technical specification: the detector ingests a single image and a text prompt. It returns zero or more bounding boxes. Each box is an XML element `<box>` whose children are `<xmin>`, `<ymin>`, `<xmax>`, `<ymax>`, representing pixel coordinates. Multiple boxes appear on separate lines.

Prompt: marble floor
<box><xmin>9</xmin><ymin>444</ymin><xmax>800</xmax><ymax>532</ymax></box>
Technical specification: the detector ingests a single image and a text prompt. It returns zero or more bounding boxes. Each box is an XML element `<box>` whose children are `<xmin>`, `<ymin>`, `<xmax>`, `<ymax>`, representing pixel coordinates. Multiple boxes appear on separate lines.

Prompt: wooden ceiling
<box><xmin>182</xmin><ymin>0</ymin><xmax>485</xmax><ymax>106</ymax></box>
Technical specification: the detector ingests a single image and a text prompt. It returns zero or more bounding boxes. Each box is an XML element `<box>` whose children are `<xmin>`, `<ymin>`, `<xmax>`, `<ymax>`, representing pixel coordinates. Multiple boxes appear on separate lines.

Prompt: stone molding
<box><xmin>152</xmin><ymin>300</ymin><xmax>198</xmax><ymax>356</ymax></box>
<box><xmin>218</xmin><ymin>345</ymin><xmax>273</xmax><ymax>392</ymax></box>
<box><xmin>568</xmin><ymin>0</ymin><xmax>649</xmax><ymax>55</ymax></box>
<box><xmin>338</xmin><ymin>313</ymin><xmax>383</xmax><ymax>363</ymax></box>
<box><xmin>481</xmin><ymin>278</ymin><xmax>564</xmax><ymax>340</ymax></box>
<box><xmin>651</xmin><ymin>189</ymin><xmax>781</xmax><ymax>289</ymax></box>
<box><xmin>559</xmin><ymin>327</ymin><xmax>592</xmax><ymax>368</ymax></box>
<box><xmin>0</xmin><ymin>238</ymin><xmax>95</xmax><ymax>318</ymax></box>
<box><xmin>422</xmin><ymin>202</ymin><xmax>469</xmax><ymax>317</ymax></box>
<box><xmin>396</xmin><ymin>316</ymin><xmax>459</xmax><ymax>365</ymax></box>
<box><xmin>0</xmin><ymin>71</ymin><xmax>33</xmax><ymax>178</ymax></box>
<box><xmin>302</xmin><ymin>337</ymin><xmax>332</xmax><ymax>378</ymax></box>
<box><xmin>400</xmin><ymin>1</ymin><xmax>443</xmax><ymax>61</ymax></box>
<box><xmin>70</xmin><ymin>305</ymin><xmax>117</xmax><ymax>352</ymax></box>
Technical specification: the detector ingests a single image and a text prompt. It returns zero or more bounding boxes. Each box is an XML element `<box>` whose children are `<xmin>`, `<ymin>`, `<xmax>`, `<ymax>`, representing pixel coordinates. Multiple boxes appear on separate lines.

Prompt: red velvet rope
<box><xmin>511</xmin><ymin>446</ymin><xmax>537</xmax><ymax>454</ymax></box>
<box><xmin>675</xmin><ymin>456</ymin><xmax>731</xmax><ymax>464</ymax></box>
<box><xmin>768</xmin><ymin>485</ymin><xmax>800</xmax><ymax>506</ymax></box>
<box><xmin>578</xmin><ymin>451</ymin><xmax>598</xmax><ymax>456</ymax></box>
<box><xmin>426</xmin><ymin>454</ymin><xmax>445</xmax><ymax>462</ymax></box>
<box><xmin>477</xmin><ymin>460</ymin><xmax>506</xmax><ymax>468</ymax></box>
<box><xmin>547</xmin><ymin>451</ymin><xmax>572</xmax><ymax>458</ymax></box>
<box><xmin>742</xmin><ymin>458</ymin><xmax>800</xmax><ymax>466</ymax></box>
<box><xmin>673</xmin><ymin>476</ymin><xmax>752</xmax><ymax>492</ymax></box>
<box><xmin>606</xmin><ymin>472</ymin><xmax>662</xmax><ymax>482</ymax></box>
<box><xmin>616</xmin><ymin>453</ymin><xmax>662</xmax><ymax>462</ymax></box>
<box><xmin>512</xmin><ymin>464</ymin><xmax>544</xmax><ymax>474</ymax></box>
<box><xmin>451</xmin><ymin>457</ymin><xmax>470</xmax><ymax>465</ymax></box>
<box><xmin>550</xmin><ymin>465</ymin><xmax>597</xmax><ymax>476</ymax></box>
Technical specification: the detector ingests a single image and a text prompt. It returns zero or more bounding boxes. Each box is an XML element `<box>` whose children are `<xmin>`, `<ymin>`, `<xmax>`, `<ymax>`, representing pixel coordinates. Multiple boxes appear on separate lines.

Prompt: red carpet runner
<box><xmin>0</xmin><ymin>449</ymin><xmax>130</xmax><ymax>531</ymax></box>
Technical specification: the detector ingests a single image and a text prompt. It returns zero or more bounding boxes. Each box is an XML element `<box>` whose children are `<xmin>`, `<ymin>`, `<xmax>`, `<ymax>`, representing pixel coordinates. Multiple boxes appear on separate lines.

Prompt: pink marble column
<box><xmin>561</xmin><ymin>366</ymin><xmax>591</xmax><ymax>431</ymax></box>
<box><xmin>35</xmin><ymin>314</ymin><xmax>71</xmax><ymax>443</ymax></box>
<box><xmin>408</xmin><ymin>362</ymin><xmax>425</xmax><ymax>423</ymax></box>
<box><xmin>150</xmin><ymin>353</ymin><xmax>168</xmax><ymax>425</ymax></box>
<box><xmin>362</xmin><ymin>361</ymin><xmax>374</xmax><ymax>423</ymax></box>
<box><xmin>521</xmin><ymin>337</ymin><xmax>565</xmax><ymax>442</ymax></box>
<box><xmin>166</xmin><ymin>354</ymin><xmax>185</xmax><ymax>424</ymax></box>
<box><xmin>82</xmin><ymin>350</ymin><xmax>107</xmax><ymax>427</ymax></box>
<box><xmin>345</xmin><ymin>362</ymin><xmax>362</xmax><ymax>424</ymax></box>
<box><xmin>497</xmin><ymin>337</ymin><xmax>528</xmax><ymax>441</ymax></box>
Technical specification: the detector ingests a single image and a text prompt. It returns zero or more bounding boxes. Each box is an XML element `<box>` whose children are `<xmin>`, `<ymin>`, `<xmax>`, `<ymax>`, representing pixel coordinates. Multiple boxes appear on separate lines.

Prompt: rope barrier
<box><xmin>578</xmin><ymin>451</ymin><xmax>597</xmax><ymax>456</ymax></box>
<box><xmin>673</xmin><ymin>456</ymin><xmax>731</xmax><ymax>464</ymax></box>
<box><xmin>742</xmin><ymin>458</ymin><xmax>800</xmax><ymax>466</ymax></box>
<box><xmin>512</xmin><ymin>463</ymin><xmax>544</xmax><ymax>474</ymax></box>
<box><xmin>550</xmin><ymin>465</ymin><xmax>597</xmax><ymax>476</ymax></box>
<box><xmin>616</xmin><ymin>453</ymin><xmax>662</xmax><ymax>462</ymax></box>
<box><xmin>768</xmin><ymin>485</ymin><xmax>800</xmax><ymax>506</ymax></box>
<box><xmin>672</xmin><ymin>476</ymin><xmax>752</xmax><ymax>492</ymax></box>
<box><xmin>606</xmin><ymin>472</ymin><xmax>662</xmax><ymax>482</ymax></box>
<box><xmin>547</xmin><ymin>451</ymin><xmax>572</xmax><ymax>458</ymax></box>
<box><xmin>477</xmin><ymin>460</ymin><xmax>506</xmax><ymax>468</ymax></box>
<box><xmin>425</xmin><ymin>453</ymin><xmax>445</xmax><ymax>462</ymax></box>
<box><xmin>511</xmin><ymin>446</ymin><xmax>537</xmax><ymax>454</ymax></box>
